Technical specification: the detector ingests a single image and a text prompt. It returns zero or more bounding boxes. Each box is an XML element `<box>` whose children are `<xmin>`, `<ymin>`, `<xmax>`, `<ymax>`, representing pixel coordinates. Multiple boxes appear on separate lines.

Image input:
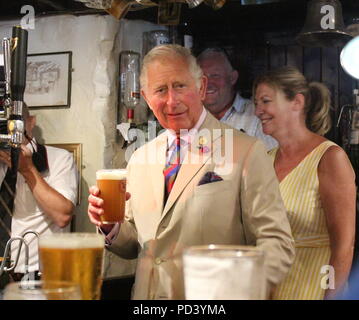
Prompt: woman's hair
<box><xmin>140</xmin><ymin>44</ymin><xmax>203</xmax><ymax>90</ymax></box>
<box><xmin>253</xmin><ymin>66</ymin><xmax>332</xmax><ymax>136</ymax></box>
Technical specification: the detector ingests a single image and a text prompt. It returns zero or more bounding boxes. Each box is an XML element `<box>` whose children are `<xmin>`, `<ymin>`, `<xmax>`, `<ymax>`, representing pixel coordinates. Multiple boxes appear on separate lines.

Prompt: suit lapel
<box><xmin>149</xmin><ymin>133</ymin><xmax>167</xmax><ymax>221</ymax></box>
<box><xmin>161</xmin><ymin>113</ymin><xmax>223</xmax><ymax>219</ymax></box>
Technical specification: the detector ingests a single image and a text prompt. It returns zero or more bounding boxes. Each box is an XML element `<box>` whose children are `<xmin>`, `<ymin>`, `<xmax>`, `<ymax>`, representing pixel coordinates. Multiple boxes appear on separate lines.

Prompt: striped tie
<box><xmin>163</xmin><ymin>136</ymin><xmax>181</xmax><ymax>200</ymax></box>
<box><xmin>0</xmin><ymin>168</ymin><xmax>17</xmax><ymax>256</ymax></box>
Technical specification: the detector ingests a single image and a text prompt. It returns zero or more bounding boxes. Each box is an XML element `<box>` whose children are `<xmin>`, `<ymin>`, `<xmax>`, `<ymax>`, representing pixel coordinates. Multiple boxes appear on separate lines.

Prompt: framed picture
<box><xmin>24</xmin><ymin>51</ymin><xmax>72</xmax><ymax>108</ymax></box>
<box><xmin>46</xmin><ymin>143</ymin><xmax>82</xmax><ymax>206</ymax></box>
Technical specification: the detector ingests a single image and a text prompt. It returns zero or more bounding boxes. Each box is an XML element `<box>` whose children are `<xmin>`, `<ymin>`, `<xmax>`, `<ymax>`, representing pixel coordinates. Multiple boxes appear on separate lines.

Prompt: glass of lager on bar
<box><xmin>96</xmin><ymin>169</ymin><xmax>127</xmax><ymax>224</ymax></box>
<box><xmin>39</xmin><ymin>233</ymin><xmax>104</xmax><ymax>300</ymax></box>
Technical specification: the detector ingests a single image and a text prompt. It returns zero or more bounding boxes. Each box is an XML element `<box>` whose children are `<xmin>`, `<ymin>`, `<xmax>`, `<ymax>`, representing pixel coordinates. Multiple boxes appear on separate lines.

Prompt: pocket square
<box><xmin>198</xmin><ymin>172</ymin><xmax>223</xmax><ymax>186</ymax></box>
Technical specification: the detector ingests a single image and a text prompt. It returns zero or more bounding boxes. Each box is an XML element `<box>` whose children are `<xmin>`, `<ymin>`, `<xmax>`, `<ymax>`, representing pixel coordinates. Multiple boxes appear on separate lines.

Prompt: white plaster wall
<box><xmin>0</xmin><ymin>15</ymin><xmax>121</xmax><ymax>232</ymax></box>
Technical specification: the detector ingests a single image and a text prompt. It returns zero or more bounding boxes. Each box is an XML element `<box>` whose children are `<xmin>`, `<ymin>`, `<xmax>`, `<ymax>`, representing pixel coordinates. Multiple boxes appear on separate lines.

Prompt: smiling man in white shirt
<box><xmin>197</xmin><ymin>47</ymin><xmax>277</xmax><ymax>150</ymax></box>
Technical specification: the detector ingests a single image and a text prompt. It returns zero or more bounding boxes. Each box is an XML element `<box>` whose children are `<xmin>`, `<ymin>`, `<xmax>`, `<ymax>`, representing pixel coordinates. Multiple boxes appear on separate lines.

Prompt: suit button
<box><xmin>154</xmin><ymin>258</ymin><xmax>162</xmax><ymax>265</ymax></box>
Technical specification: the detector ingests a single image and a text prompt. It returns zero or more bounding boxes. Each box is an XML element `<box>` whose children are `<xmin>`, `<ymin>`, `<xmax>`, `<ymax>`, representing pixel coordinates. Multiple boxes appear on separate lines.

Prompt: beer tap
<box><xmin>0</xmin><ymin>236</ymin><xmax>29</xmax><ymax>277</ymax></box>
<box><xmin>0</xmin><ymin>230</ymin><xmax>40</xmax><ymax>281</ymax></box>
<box><xmin>0</xmin><ymin>26</ymin><xmax>28</xmax><ymax>174</ymax></box>
<box><xmin>21</xmin><ymin>230</ymin><xmax>41</xmax><ymax>277</ymax></box>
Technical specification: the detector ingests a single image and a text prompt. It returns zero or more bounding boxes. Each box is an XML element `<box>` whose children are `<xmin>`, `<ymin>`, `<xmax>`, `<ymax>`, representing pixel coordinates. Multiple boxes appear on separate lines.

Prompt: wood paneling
<box><xmin>286</xmin><ymin>45</ymin><xmax>303</xmax><ymax>72</ymax></box>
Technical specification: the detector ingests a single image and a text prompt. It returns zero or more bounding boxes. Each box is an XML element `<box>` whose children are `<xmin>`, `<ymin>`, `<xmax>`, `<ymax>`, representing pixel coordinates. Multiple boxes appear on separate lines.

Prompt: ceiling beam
<box><xmin>36</xmin><ymin>0</ymin><xmax>67</xmax><ymax>11</ymax></box>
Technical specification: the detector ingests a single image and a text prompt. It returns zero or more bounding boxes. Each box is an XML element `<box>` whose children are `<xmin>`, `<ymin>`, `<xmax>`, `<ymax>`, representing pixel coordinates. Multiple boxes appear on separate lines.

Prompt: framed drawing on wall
<box><xmin>24</xmin><ymin>51</ymin><xmax>72</xmax><ymax>108</ymax></box>
<box><xmin>47</xmin><ymin>143</ymin><xmax>82</xmax><ymax>206</ymax></box>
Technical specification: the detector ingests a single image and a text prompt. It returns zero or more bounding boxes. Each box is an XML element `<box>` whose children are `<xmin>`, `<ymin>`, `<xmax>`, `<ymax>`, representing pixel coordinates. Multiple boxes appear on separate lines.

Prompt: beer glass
<box><xmin>3</xmin><ymin>280</ymin><xmax>81</xmax><ymax>300</ymax></box>
<box><xmin>96</xmin><ymin>169</ymin><xmax>127</xmax><ymax>224</ymax></box>
<box><xmin>39</xmin><ymin>233</ymin><xmax>104</xmax><ymax>300</ymax></box>
<box><xmin>183</xmin><ymin>245</ymin><xmax>266</xmax><ymax>300</ymax></box>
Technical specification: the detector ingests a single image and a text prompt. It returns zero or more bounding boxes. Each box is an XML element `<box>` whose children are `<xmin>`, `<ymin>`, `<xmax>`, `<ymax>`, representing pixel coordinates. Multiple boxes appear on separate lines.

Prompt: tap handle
<box><xmin>10</xmin><ymin>26</ymin><xmax>28</xmax><ymax>103</ymax></box>
<box><xmin>10</xmin><ymin>146</ymin><xmax>20</xmax><ymax>175</ymax></box>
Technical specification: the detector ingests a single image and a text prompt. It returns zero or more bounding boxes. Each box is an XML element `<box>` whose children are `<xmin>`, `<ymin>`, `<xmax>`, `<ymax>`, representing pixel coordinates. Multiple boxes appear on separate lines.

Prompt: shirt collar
<box><xmin>165</xmin><ymin>107</ymin><xmax>207</xmax><ymax>148</ymax></box>
<box><xmin>222</xmin><ymin>93</ymin><xmax>247</xmax><ymax>120</ymax></box>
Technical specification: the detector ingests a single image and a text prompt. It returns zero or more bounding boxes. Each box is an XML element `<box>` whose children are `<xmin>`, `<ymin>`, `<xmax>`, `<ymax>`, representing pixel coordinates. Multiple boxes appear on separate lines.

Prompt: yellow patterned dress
<box><xmin>270</xmin><ymin>141</ymin><xmax>336</xmax><ymax>300</ymax></box>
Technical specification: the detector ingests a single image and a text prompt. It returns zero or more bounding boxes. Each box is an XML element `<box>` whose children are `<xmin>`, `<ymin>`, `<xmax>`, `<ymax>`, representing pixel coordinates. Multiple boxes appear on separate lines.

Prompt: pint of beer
<box><xmin>39</xmin><ymin>233</ymin><xmax>104</xmax><ymax>300</ymax></box>
<box><xmin>96</xmin><ymin>169</ymin><xmax>127</xmax><ymax>224</ymax></box>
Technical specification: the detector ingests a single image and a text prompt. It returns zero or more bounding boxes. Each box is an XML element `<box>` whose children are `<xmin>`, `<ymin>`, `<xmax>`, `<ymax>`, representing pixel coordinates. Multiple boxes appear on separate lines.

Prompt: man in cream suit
<box><xmin>88</xmin><ymin>45</ymin><xmax>294</xmax><ymax>300</ymax></box>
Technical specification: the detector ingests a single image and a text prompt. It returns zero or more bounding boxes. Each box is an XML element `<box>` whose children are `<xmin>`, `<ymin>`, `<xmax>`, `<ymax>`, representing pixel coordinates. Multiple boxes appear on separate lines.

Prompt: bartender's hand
<box><xmin>0</xmin><ymin>150</ymin><xmax>11</xmax><ymax>167</ymax></box>
<box><xmin>0</xmin><ymin>146</ymin><xmax>36</xmax><ymax>174</ymax></box>
<box><xmin>88</xmin><ymin>185</ymin><xmax>130</xmax><ymax>233</ymax></box>
<box><xmin>18</xmin><ymin>145</ymin><xmax>36</xmax><ymax>175</ymax></box>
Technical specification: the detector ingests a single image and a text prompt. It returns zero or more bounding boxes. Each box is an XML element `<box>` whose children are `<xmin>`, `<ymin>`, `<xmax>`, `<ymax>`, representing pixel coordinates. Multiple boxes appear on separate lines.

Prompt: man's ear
<box><xmin>24</xmin><ymin>115</ymin><xmax>36</xmax><ymax>141</ymax></box>
<box><xmin>141</xmin><ymin>89</ymin><xmax>152</xmax><ymax>110</ymax></box>
<box><xmin>27</xmin><ymin>115</ymin><xmax>36</xmax><ymax>131</ymax></box>
<box><xmin>230</xmin><ymin>70</ymin><xmax>239</xmax><ymax>86</ymax></box>
<box><xmin>199</xmin><ymin>76</ymin><xmax>208</xmax><ymax>100</ymax></box>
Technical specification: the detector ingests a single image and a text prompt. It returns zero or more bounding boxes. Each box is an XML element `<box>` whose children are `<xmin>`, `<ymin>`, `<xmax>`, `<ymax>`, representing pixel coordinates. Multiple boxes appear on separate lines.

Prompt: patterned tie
<box><xmin>0</xmin><ymin>167</ymin><xmax>17</xmax><ymax>256</ymax></box>
<box><xmin>163</xmin><ymin>136</ymin><xmax>181</xmax><ymax>200</ymax></box>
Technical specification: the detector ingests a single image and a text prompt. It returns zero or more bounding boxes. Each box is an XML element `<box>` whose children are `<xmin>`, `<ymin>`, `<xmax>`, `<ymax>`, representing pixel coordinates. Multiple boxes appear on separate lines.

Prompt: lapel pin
<box><xmin>198</xmin><ymin>136</ymin><xmax>210</xmax><ymax>154</ymax></box>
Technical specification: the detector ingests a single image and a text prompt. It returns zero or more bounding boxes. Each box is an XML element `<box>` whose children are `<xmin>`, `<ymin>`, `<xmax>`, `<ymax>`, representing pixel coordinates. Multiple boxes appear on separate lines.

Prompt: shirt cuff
<box><xmin>98</xmin><ymin>223</ymin><xmax>120</xmax><ymax>245</ymax></box>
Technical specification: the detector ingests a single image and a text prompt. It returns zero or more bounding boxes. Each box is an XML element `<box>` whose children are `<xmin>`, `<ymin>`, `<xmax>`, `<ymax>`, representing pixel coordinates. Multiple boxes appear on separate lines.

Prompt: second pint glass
<box><xmin>96</xmin><ymin>169</ymin><xmax>127</xmax><ymax>224</ymax></box>
<box><xmin>39</xmin><ymin>233</ymin><xmax>104</xmax><ymax>300</ymax></box>
<box><xmin>183</xmin><ymin>245</ymin><xmax>266</xmax><ymax>299</ymax></box>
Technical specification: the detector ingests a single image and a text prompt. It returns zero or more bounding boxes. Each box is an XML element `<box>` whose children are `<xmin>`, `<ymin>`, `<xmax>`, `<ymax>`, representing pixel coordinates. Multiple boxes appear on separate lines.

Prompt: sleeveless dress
<box><xmin>270</xmin><ymin>141</ymin><xmax>336</xmax><ymax>300</ymax></box>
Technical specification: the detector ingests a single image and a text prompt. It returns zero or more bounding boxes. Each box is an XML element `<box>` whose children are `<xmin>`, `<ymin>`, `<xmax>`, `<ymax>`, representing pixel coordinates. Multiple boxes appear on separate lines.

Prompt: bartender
<box><xmin>0</xmin><ymin>103</ymin><xmax>78</xmax><ymax>285</ymax></box>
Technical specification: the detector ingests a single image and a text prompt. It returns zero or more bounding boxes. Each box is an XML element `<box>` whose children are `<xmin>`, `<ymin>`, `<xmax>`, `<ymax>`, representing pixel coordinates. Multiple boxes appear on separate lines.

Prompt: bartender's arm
<box><xmin>0</xmin><ymin>146</ymin><xmax>75</xmax><ymax>228</ymax></box>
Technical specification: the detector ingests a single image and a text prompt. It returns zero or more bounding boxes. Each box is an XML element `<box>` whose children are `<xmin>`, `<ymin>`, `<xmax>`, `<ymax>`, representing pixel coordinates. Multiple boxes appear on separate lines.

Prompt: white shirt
<box><xmin>221</xmin><ymin>93</ymin><xmax>278</xmax><ymax>150</ymax></box>
<box><xmin>1</xmin><ymin>141</ymin><xmax>78</xmax><ymax>272</ymax></box>
<box><xmin>165</xmin><ymin>107</ymin><xmax>207</xmax><ymax>163</ymax></box>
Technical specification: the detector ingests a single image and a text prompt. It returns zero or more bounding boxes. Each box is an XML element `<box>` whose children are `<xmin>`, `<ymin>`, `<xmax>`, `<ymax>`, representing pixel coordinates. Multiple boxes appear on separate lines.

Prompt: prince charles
<box><xmin>88</xmin><ymin>44</ymin><xmax>294</xmax><ymax>299</ymax></box>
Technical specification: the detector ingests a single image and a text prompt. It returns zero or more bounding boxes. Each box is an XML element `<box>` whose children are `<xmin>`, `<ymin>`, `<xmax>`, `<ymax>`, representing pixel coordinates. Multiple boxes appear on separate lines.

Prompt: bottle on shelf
<box><xmin>118</xmin><ymin>51</ymin><xmax>140</xmax><ymax>149</ymax></box>
<box><xmin>128</xmin><ymin>107</ymin><xmax>137</xmax><ymax>139</ymax></box>
<box><xmin>177</xmin><ymin>22</ymin><xmax>194</xmax><ymax>50</ymax></box>
<box><xmin>120</xmin><ymin>51</ymin><xmax>141</xmax><ymax>109</ymax></box>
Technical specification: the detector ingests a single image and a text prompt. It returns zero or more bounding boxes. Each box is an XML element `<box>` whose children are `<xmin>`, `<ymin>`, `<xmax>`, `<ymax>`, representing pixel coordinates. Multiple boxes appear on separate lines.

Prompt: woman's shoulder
<box><xmin>307</xmin><ymin>136</ymin><xmax>337</xmax><ymax>158</ymax></box>
<box><xmin>318</xmin><ymin>140</ymin><xmax>354</xmax><ymax>179</ymax></box>
<box><xmin>319</xmin><ymin>139</ymin><xmax>344</xmax><ymax>160</ymax></box>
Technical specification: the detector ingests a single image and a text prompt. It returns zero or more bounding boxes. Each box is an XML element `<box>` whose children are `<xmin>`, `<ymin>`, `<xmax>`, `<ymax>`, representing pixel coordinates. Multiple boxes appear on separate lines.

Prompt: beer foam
<box><xmin>39</xmin><ymin>233</ymin><xmax>104</xmax><ymax>249</ymax></box>
<box><xmin>96</xmin><ymin>169</ymin><xmax>127</xmax><ymax>180</ymax></box>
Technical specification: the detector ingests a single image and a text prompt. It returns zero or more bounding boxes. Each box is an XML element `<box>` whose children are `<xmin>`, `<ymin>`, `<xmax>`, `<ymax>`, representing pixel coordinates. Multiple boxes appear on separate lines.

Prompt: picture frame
<box><xmin>24</xmin><ymin>51</ymin><xmax>72</xmax><ymax>109</ymax></box>
<box><xmin>46</xmin><ymin>143</ymin><xmax>82</xmax><ymax>206</ymax></box>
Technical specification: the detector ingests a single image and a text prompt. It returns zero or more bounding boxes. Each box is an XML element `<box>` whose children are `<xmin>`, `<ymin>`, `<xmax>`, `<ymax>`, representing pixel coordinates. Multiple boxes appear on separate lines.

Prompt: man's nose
<box><xmin>167</xmin><ymin>88</ymin><xmax>179</xmax><ymax>107</ymax></box>
<box><xmin>206</xmin><ymin>76</ymin><xmax>215</xmax><ymax>86</ymax></box>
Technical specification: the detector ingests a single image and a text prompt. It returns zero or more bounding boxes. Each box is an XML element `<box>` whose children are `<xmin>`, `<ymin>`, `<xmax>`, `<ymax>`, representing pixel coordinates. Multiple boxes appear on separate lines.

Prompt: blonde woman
<box><xmin>253</xmin><ymin>66</ymin><xmax>356</xmax><ymax>300</ymax></box>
